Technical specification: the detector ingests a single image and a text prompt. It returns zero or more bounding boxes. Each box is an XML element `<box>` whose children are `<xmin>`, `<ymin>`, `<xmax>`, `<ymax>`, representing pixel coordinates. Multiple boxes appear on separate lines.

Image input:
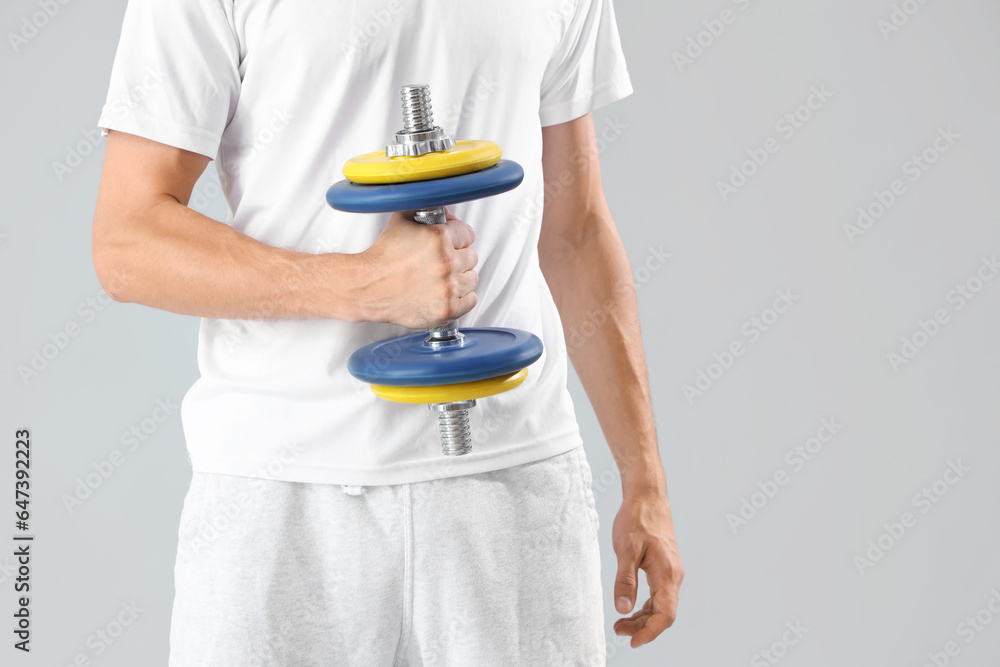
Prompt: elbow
<box><xmin>539</xmin><ymin>205</ymin><xmax>615</xmax><ymax>245</ymax></box>
<box><xmin>91</xmin><ymin>216</ymin><xmax>133</xmax><ymax>304</ymax></box>
<box><xmin>537</xmin><ymin>239</ymin><xmax>570</xmax><ymax>276</ymax></box>
<box><xmin>92</xmin><ymin>244</ymin><xmax>129</xmax><ymax>303</ymax></box>
<box><xmin>538</xmin><ymin>215</ymin><xmax>611</xmax><ymax>266</ymax></box>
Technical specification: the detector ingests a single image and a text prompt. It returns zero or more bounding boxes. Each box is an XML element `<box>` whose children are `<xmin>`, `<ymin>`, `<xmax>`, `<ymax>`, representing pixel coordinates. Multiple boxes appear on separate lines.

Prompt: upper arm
<box><xmin>92</xmin><ymin>130</ymin><xmax>210</xmax><ymax>284</ymax></box>
<box><xmin>92</xmin><ymin>0</ymin><xmax>241</xmax><ymax>279</ymax></box>
<box><xmin>539</xmin><ymin>113</ymin><xmax>613</xmax><ymax>251</ymax></box>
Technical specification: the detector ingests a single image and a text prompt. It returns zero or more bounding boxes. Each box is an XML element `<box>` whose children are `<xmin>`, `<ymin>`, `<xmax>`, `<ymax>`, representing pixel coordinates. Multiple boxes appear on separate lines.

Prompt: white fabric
<box><xmin>169</xmin><ymin>445</ymin><xmax>605</xmax><ymax>666</ymax></box>
<box><xmin>97</xmin><ymin>0</ymin><xmax>633</xmax><ymax>485</ymax></box>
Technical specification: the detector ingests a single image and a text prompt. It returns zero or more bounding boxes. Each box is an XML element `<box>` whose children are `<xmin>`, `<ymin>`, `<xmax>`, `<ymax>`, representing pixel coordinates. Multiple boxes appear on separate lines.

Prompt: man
<box><xmin>94</xmin><ymin>0</ymin><xmax>683</xmax><ymax>664</ymax></box>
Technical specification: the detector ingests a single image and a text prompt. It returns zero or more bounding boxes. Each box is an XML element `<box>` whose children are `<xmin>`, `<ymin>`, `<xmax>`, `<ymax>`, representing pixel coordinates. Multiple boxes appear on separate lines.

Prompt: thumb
<box><xmin>614</xmin><ymin>546</ymin><xmax>640</xmax><ymax>614</ymax></box>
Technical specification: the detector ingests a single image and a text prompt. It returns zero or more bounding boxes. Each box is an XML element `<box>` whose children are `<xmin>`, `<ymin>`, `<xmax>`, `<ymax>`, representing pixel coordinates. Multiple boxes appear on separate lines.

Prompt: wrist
<box><xmin>300</xmin><ymin>250</ymin><xmax>374</xmax><ymax>322</ymax></box>
<box><xmin>619</xmin><ymin>456</ymin><xmax>667</xmax><ymax>499</ymax></box>
<box><xmin>342</xmin><ymin>249</ymin><xmax>376</xmax><ymax>323</ymax></box>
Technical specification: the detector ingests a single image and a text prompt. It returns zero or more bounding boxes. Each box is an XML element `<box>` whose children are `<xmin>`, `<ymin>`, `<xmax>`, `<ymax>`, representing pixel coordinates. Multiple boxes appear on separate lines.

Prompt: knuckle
<box><xmin>614</xmin><ymin>536</ymin><xmax>641</xmax><ymax>557</ymax></box>
<box><xmin>430</xmin><ymin>300</ymin><xmax>452</xmax><ymax>322</ymax></box>
<box><xmin>616</xmin><ymin>572</ymin><xmax>638</xmax><ymax>588</ymax></box>
<box><xmin>445</xmin><ymin>277</ymin><xmax>460</xmax><ymax>300</ymax></box>
<box><xmin>431</xmin><ymin>255</ymin><xmax>453</xmax><ymax>278</ymax></box>
<box><xmin>426</xmin><ymin>224</ymin><xmax>449</xmax><ymax>246</ymax></box>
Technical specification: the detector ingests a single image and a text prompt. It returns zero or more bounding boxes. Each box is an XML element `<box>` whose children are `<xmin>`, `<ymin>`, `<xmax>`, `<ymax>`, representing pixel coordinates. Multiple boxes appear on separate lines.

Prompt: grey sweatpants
<box><xmin>168</xmin><ymin>445</ymin><xmax>606</xmax><ymax>666</ymax></box>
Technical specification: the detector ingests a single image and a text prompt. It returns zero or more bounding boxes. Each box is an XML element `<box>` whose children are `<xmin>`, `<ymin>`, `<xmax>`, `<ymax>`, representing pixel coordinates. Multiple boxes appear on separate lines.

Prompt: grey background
<box><xmin>2</xmin><ymin>0</ymin><xmax>1000</xmax><ymax>665</ymax></box>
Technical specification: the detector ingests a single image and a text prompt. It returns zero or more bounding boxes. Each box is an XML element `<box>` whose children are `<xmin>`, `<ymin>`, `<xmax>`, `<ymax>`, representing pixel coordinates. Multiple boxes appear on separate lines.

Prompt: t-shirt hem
<box><xmin>97</xmin><ymin>107</ymin><xmax>221</xmax><ymax>159</ymax></box>
<box><xmin>539</xmin><ymin>72</ymin><xmax>634</xmax><ymax>127</ymax></box>
<box><xmin>187</xmin><ymin>430</ymin><xmax>585</xmax><ymax>486</ymax></box>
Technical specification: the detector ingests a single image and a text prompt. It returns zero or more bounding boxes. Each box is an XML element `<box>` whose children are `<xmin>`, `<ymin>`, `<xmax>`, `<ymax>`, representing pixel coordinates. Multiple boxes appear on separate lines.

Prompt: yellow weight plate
<box><xmin>370</xmin><ymin>368</ymin><xmax>528</xmax><ymax>404</ymax></box>
<box><xmin>343</xmin><ymin>140</ymin><xmax>503</xmax><ymax>184</ymax></box>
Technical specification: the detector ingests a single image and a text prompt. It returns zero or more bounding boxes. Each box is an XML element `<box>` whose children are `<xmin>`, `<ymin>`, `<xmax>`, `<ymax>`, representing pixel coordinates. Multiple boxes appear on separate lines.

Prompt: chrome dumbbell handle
<box><xmin>413</xmin><ymin>208</ymin><xmax>447</xmax><ymax>225</ymax></box>
<box><xmin>411</xmin><ymin>206</ymin><xmax>465</xmax><ymax>350</ymax></box>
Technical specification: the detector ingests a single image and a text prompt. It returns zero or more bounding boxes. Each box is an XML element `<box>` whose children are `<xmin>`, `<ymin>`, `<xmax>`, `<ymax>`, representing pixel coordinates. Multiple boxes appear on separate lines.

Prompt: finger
<box><xmin>613</xmin><ymin>548</ymin><xmax>682</xmax><ymax>645</ymax></box>
<box><xmin>644</xmin><ymin>552</ymin><xmax>681</xmax><ymax>630</ymax></box>
<box><xmin>613</xmin><ymin>616</ymin><xmax>651</xmax><ymax>638</ymax></box>
<box><xmin>451</xmin><ymin>291</ymin><xmax>478</xmax><ymax>320</ymax></box>
<box><xmin>445</xmin><ymin>219</ymin><xmax>475</xmax><ymax>249</ymax></box>
<box><xmin>613</xmin><ymin>598</ymin><xmax>654</xmax><ymax>625</ymax></box>
<box><xmin>629</xmin><ymin>601</ymin><xmax>672</xmax><ymax>648</ymax></box>
<box><xmin>612</xmin><ymin>605</ymin><xmax>655</xmax><ymax>635</ymax></box>
<box><xmin>453</xmin><ymin>246</ymin><xmax>479</xmax><ymax>274</ymax></box>
<box><xmin>454</xmin><ymin>269</ymin><xmax>479</xmax><ymax>299</ymax></box>
<box><xmin>614</xmin><ymin>544</ymin><xmax>642</xmax><ymax>614</ymax></box>
<box><xmin>627</xmin><ymin>565</ymin><xmax>678</xmax><ymax>647</ymax></box>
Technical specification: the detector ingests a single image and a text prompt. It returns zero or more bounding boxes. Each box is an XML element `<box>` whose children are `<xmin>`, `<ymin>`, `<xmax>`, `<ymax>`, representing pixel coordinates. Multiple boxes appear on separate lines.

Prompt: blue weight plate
<box><xmin>348</xmin><ymin>327</ymin><xmax>543</xmax><ymax>386</ymax></box>
<box><xmin>326</xmin><ymin>160</ymin><xmax>524</xmax><ymax>213</ymax></box>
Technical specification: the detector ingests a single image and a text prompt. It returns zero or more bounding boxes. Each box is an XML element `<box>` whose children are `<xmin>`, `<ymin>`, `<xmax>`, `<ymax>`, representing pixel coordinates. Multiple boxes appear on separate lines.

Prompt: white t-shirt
<box><xmin>98</xmin><ymin>0</ymin><xmax>633</xmax><ymax>485</ymax></box>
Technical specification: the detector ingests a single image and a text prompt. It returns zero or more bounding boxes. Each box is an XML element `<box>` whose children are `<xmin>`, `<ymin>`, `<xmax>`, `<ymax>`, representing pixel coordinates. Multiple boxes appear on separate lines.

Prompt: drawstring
<box><xmin>340</xmin><ymin>485</ymin><xmax>366</xmax><ymax>496</ymax></box>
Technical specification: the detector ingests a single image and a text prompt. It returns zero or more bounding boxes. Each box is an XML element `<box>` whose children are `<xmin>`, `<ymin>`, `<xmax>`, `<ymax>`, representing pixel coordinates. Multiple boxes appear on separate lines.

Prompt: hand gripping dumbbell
<box><xmin>326</xmin><ymin>84</ymin><xmax>543</xmax><ymax>456</ymax></box>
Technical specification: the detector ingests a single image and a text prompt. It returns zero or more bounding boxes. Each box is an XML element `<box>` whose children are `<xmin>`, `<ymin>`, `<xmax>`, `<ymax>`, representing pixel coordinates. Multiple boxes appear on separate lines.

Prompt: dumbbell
<box><xmin>326</xmin><ymin>84</ymin><xmax>543</xmax><ymax>456</ymax></box>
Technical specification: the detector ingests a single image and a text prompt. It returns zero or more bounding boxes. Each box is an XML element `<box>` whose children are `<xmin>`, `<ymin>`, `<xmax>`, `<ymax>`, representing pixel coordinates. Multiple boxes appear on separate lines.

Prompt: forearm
<box><xmin>93</xmin><ymin>195</ymin><xmax>369</xmax><ymax>321</ymax></box>
<box><xmin>540</xmin><ymin>217</ymin><xmax>666</xmax><ymax>496</ymax></box>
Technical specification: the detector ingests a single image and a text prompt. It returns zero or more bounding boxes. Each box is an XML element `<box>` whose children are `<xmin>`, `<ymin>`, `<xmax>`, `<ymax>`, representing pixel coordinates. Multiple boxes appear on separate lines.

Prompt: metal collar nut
<box><xmin>386</xmin><ymin>127</ymin><xmax>456</xmax><ymax>157</ymax></box>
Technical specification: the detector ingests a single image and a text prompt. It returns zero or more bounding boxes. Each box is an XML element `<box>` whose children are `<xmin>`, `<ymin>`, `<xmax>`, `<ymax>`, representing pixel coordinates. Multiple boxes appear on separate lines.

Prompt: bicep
<box><xmin>93</xmin><ymin>131</ymin><xmax>211</xmax><ymax>284</ymax></box>
<box><xmin>97</xmin><ymin>130</ymin><xmax>210</xmax><ymax>215</ymax></box>
<box><xmin>539</xmin><ymin>113</ymin><xmax>612</xmax><ymax>250</ymax></box>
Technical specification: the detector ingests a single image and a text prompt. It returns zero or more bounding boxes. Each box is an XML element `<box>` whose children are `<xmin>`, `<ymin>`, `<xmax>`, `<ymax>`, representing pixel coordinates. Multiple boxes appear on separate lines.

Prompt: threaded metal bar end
<box><xmin>400</xmin><ymin>84</ymin><xmax>434</xmax><ymax>133</ymax></box>
<box><xmin>430</xmin><ymin>401</ymin><xmax>475</xmax><ymax>456</ymax></box>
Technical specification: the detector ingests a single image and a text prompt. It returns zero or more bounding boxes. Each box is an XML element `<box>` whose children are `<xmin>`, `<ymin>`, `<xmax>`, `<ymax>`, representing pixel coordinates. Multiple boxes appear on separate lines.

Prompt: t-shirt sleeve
<box><xmin>96</xmin><ymin>0</ymin><xmax>242</xmax><ymax>159</ymax></box>
<box><xmin>538</xmin><ymin>0</ymin><xmax>633</xmax><ymax>127</ymax></box>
